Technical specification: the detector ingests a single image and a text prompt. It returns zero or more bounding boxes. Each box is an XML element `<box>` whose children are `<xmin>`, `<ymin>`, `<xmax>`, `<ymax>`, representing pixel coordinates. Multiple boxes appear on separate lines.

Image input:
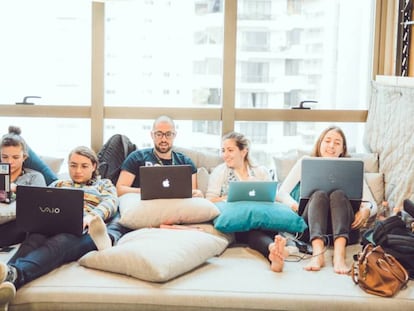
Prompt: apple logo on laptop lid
<box><xmin>162</xmin><ymin>178</ymin><xmax>170</xmax><ymax>188</ymax></box>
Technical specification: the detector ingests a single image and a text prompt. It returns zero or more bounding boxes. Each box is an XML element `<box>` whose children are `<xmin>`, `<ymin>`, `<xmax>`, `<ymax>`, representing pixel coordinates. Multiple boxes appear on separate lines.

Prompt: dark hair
<box><xmin>68</xmin><ymin>146</ymin><xmax>100</xmax><ymax>179</ymax></box>
<box><xmin>310</xmin><ymin>126</ymin><xmax>349</xmax><ymax>158</ymax></box>
<box><xmin>1</xmin><ymin>126</ymin><xmax>29</xmax><ymax>158</ymax></box>
<box><xmin>222</xmin><ymin>131</ymin><xmax>254</xmax><ymax>166</ymax></box>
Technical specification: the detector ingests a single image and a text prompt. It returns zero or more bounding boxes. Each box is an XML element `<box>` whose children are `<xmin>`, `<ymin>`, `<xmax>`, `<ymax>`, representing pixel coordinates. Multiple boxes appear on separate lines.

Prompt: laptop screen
<box><xmin>0</xmin><ymin>163</ymin><xmax>11</xmax><ymax>203</ymax></box>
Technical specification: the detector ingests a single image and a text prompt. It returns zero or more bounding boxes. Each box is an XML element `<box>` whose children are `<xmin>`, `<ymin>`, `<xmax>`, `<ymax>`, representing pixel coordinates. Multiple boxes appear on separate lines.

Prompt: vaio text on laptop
<box><xmin>16</xmin><ymin>185</ymin><xmax>84</xmax><ymax>236</ymax></box>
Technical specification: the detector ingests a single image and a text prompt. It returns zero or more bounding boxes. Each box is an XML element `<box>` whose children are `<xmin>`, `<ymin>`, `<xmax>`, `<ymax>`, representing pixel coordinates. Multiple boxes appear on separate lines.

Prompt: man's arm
<box><xmin>116</xmin><ymin>170</ymin><xmax>139</xmax><ymax>196</ymax></box>
<box><xmin>191</xmin><ymin>173</ymin><xmax>203</xmax><ymax>197</ymax></box>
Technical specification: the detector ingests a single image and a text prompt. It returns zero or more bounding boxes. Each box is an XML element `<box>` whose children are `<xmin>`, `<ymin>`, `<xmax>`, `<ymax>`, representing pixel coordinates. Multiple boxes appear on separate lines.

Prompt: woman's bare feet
<box><xmin>268</xmin><ymin>235</ymin><xmax>288</xmax><ymax>272</ymax></box>
<box><xmin>304</xmin><ymin>238</ymin><xmax>325</xmax><ymax>271</ymax></box>
<box><xmin>333</xmin><ymin>237</ymin><xmax>350</xmax><ymax>274</ymax></box>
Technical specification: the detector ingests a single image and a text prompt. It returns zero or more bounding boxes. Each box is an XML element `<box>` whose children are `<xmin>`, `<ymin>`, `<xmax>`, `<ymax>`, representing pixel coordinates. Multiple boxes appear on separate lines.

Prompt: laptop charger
<box><xmin>294</xmin><ymin>240</ymin><xmax>313</xmax><ymax>255</ymax></box>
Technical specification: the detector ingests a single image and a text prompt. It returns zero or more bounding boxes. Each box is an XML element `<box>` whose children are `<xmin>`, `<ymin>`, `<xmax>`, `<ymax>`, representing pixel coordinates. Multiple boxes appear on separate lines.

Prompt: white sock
<box><xmin>88</xmin><ymin>215</ymin><xmax>112</xmax><ymax>251</ymax></box>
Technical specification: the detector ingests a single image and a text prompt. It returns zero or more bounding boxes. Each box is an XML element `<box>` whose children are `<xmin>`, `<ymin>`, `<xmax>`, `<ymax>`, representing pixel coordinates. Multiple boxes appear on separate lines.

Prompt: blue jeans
<box><xmin>8</xmin><ymin>232</ymin><xmax>96</xmax><ymax>289</ymax></box>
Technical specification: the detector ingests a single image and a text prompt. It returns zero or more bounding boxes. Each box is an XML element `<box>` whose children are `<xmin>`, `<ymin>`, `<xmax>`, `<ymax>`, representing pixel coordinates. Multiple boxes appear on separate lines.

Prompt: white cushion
<box><xmin>79</xmin><ymin>227</ymin><xmax>229</xmax><ymax>282</ymax></box>
<box><xmin>118</xmin><ymin>193</ymin><xmax>220</xmax><ymax>229</ymax></box>
<box><xmin>39</xmin><ymin>155</ymin><xmax>64</xmax><ymax>174</ymax></box>
<box><xmin>364</xmin><ymin>172</ymin><xmax>384</xmax><ymax>206</ymax></box>
<box><xmin>197</xmin><ymin>167</ymin><xmax>210</xmax><ymax>196</ymax></box>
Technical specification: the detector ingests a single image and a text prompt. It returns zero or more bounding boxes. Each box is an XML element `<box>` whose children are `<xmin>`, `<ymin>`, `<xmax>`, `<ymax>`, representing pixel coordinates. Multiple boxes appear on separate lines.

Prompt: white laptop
<box><xmin>298</xmin><ymin>158</ymin><xmax>364</xmax><ymax>214</ymax></box>
<box><xmin>227</xmin><ymin>181</ymin><xmax>277</xmax><ymax>202</ymax></box>
<box><xmin>16</xmin><ymin>185</ymin><xmax>85</xmax><ymax>236</ymax></box>
<box><xmin>139</xmin><ymin>165</ymin><xmax>192</xmax><ymax>200</ymax></box>
<box><xmin>0</xmin><ymin>163</ymin><xmax>12</xmax><ymax>204</ymax></box>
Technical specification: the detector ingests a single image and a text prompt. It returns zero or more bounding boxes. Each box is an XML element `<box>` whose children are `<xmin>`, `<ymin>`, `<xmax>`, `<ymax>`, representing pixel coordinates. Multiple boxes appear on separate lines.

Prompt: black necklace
<box><xmin>152</xmin><ymin>148</ymin><xmax>174</xmax><ymax>166</ymax></box>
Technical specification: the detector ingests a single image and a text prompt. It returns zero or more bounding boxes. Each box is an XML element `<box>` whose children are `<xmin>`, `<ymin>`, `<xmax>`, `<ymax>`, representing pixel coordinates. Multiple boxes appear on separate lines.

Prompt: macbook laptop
<box><xmin>298</xmin><ymin>158</ymin><xmax>364</xmax><ymax>215</ymax></box>
<box><xmin>16</xmin><ymin>185</ymin><xmax>84</xmax><ymax>236</ymax></box>
<box><xmin>0</xmin><ymin>163</ymin><xmax>12</xmax><ymax>203</ymax></box>
<box><xmin>139</xmin><ymin>165</ymin><xmax>192</xmax><ymax>200</ymax></box>
<box><xmin>227</xmin><ymin>181</ymin><xmax>277</xmax><ymax>202</ymax></box>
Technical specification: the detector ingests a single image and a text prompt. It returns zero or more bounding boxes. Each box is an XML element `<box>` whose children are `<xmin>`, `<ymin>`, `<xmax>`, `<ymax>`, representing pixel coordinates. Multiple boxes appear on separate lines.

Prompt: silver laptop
<box><xmin>0</xmin><ymin>163</ymin><xmax>12</xmax><ymax>203</ymax></box>
<box><xmin>227</xmin><ymin>181</ymin><xmax>277</xmax><ymax>202</ymax></box>
<box><xmin>16</xmin><ymin>185</ymin><xmax>84</xmax><ymax>236</ymax></box>
<box><xmin>139</xmin><ymin>165</ymin><xmax>192</xmax><ymax>200</ymax></box>
<box><xmin>298</xmin><ymin>158</ymin><xmax>364</xmax><ymax>214</ymax></box>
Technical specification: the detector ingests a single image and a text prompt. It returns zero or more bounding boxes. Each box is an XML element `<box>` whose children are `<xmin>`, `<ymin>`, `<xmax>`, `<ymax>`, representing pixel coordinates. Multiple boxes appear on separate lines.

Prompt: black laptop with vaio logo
<box><xmin>298</xmin><ymin>158</ymin><xmax>364</xmax><ymax>215</ymax></box>
<box><xmin>139</xmin><ymin>165</ymin><xmax>192</xmax><ymax>200</ymax></box>
<box><xmin>16</xmin><ymin>185</ymin><xmax>85</xmax><ymax>236</ymax></box>
<box><xmin>227</xmin><ymin>181</ymin><xmax>277</xmax><ymax>202</ymax></box>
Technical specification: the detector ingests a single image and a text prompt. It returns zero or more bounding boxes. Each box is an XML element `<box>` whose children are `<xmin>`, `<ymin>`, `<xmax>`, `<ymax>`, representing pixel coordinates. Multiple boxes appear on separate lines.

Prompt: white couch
<box><xmin>2</xmin><ymin>147</ymin><xmax>413</xmax><ymax>311</ymax></box>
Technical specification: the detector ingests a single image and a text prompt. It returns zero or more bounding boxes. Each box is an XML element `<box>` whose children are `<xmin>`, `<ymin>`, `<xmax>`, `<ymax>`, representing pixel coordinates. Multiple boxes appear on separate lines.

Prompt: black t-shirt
<box><xmin>121</xmin><ymin>148</ymin><xmax>197</xmax><ymax>188</ymax></box>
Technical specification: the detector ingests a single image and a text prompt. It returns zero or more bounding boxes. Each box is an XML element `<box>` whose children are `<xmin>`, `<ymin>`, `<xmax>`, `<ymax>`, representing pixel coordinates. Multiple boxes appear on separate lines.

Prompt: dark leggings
<box><xmin>235</xmin><ymin>230</ymin><xmax>276</xmax><ymax>261</ymax></box>
<box><xmin>300</xmin><ymin>189</ymin><xmax>359</xmax><ymax>245</ymax></box>
<box><xmin>0</xmin><ymin>220</ymin><xmax>26</xmax><ymax>247</ymax></box>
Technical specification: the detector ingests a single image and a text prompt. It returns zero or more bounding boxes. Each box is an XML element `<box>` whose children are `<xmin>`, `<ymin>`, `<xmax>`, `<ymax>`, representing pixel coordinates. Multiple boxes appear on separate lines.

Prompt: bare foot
<box><xmin>88</xmin><ymin>215</ymin><xmax>112</xmax><ymax>251</ymax></box>
<box><xmin>333</xmin><ymin>258</ymin><xmax>350</xmax><ymax>274</ymax></box>
<box><xmin>304</xmin><ymin>238</ymin><xmax>325</xmax><ymax>271</ymax></box>
<box><xmin>333</xmin><ymin>237</ymin><xmax>350</xmax><ymax>274</ymax></box>
<box><xmin>268</xmin><ymin>235</ymin><xmax>287</xmax><ymax>272</ymax></box>
<box><xmin>304</xmin><ymin>255</ymin><xmax>325</xmax><ymax>271</ymax></box>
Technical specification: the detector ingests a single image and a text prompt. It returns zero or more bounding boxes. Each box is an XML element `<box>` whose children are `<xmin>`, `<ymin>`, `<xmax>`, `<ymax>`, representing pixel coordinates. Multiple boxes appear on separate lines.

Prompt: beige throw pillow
<box><xmin>79</xmin><ymin>227</ymin><xmax>229</xmax><ymax>282</ymax></box>
<box><xmin>118</xmin><ymin>193</ymin><xmax>220</xmax><ymax>229</ymax></box>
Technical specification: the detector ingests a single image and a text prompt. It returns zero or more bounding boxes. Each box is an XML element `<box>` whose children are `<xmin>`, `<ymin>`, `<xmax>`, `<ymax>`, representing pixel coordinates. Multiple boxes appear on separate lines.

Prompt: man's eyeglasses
<box><xmin>152</xmin><ymin>131</ymin><xmax>176</xmax><ymax>139</ymax></box>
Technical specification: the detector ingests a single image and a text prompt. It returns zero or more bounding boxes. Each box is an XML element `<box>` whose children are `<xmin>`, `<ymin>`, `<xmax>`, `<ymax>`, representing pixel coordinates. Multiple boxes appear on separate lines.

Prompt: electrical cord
<box><xmin>281</xmin><ymin>232</ymin><xmax>331</xmax><ymax>263</ymax></box>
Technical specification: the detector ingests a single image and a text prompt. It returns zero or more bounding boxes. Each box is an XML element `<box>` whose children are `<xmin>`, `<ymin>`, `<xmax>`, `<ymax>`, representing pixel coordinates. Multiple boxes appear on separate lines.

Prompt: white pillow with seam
<box><xmin>79</xmin><ymin>227</ymin><xmax>228</xmax><ymax>282</ymax></box>
<box><xmin>118</xmin><ymin>193</ymin><xmax>220</xmax><ymax>229</ymax></box>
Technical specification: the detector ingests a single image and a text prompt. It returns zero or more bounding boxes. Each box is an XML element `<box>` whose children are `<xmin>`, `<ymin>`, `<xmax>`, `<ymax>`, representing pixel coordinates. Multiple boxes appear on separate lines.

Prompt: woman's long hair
<box><xmin>310</xmin><ymin>126</ymin><xmax>349</xmax><ymax>158</ymax></box>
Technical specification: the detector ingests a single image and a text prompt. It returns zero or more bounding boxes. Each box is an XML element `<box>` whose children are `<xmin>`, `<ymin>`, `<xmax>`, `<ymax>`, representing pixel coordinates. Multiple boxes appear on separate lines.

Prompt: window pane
<box><xmin>104</xmin><ymin>1</ymin><xmax>224</xmax><ymax>107</ymax></box>
<box><xmin>0</xmin><ymin>0</ymin><xmax>91</xmax><ymax>106</ymax></box>
<box><xmin>235</xmin><ymin>121</ymin><xmax>367</xmax><ymax>170</ymax></box>
<box><xmin>235</xmin><ymin>0</ymin><xmax>374</xmax><ymax>109</ymax></box>
<box><xmin>0</xmin><ymin>118</ymin><xmax>90</xmax><ymax>172</ymax></box>
<box><xmin>104</xmin><ymin>119</ymin><xmax>222</xmax><ymax>154</ymax></box>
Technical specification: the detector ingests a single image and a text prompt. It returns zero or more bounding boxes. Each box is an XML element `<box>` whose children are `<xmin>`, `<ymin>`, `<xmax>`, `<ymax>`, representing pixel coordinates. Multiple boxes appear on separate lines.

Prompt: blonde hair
<box><xmin>222</xmin><ymin>131</ymin><xmax>254</xmax><ymax>167</ymax></box>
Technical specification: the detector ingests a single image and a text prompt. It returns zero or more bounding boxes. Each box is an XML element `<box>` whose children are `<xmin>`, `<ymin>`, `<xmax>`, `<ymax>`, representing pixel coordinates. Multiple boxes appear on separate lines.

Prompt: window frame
<box><xmin>0</xmin><ymin>0</ymin><xmax>394</xmax><ymax>153</ymax></box>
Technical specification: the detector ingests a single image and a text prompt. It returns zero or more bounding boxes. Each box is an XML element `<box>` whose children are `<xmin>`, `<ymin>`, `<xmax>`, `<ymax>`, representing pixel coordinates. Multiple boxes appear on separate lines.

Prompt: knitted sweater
<box><xmin>49</xmin><ymin>177</ymin><xmax>118</xmax><ymax>220</ymax></box>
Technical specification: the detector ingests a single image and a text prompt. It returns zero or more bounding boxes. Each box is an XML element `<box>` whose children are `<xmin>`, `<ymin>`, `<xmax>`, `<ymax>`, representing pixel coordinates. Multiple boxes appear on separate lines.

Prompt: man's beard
<box><xmin>154</xmin><ymin>143</ymin><xmax>172</xmax><ymax>155</ymax></box>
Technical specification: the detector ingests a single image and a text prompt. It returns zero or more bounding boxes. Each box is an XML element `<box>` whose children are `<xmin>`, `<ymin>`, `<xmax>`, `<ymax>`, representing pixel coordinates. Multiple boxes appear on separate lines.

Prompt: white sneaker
<box><xmin>0</xmin><ymin>282</ymin><xmax>16</xmax><ymax>311</ymax></box>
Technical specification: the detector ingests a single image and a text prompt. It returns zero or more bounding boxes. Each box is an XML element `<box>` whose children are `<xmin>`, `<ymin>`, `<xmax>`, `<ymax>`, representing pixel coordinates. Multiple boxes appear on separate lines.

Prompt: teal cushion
<box><xmin>213</xmin><ymin>201</ymin><xmax>307</xmax><ymax>233</ymax></box>
<box><xmin>290</xmin><ymin>182</ymin><xmax>301</xmax><ymax>202</ymax></box>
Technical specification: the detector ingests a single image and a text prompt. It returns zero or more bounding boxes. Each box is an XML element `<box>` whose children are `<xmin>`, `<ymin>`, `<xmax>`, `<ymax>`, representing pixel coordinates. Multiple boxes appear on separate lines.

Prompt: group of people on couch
<box><xmin>1</xmin><ymin>115</ymin><xmax>402</xmax><ymax>311</ymax></box>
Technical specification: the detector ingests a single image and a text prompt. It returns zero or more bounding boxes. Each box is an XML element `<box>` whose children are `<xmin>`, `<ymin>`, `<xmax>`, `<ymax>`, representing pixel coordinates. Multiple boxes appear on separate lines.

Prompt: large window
<box><xmin>104</xmin><ymin>0</ymin><xmax>224</xmax><ymax>107</ymax></box>
<box><xmin>0</xmin><ymin>0</ymin><xmax>375</xmax><ymax>172</ymax></box>
<box><xmin>0</xmin><ymin>0</ymin><xmax>91</xmax><ymax>106</ymax></box>
<box><xmin>234</xmin><ymin>0</ymin><xmax>374</xmax><ymax>163</ymax></box>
